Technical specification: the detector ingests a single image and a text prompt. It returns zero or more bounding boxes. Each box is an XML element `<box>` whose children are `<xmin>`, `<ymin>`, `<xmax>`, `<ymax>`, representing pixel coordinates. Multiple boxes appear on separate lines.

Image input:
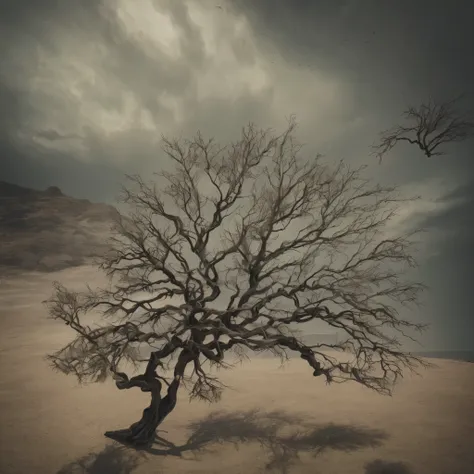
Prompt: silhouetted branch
<box><xmin>373</xmin><ymin>95</ymin><xmax>474</xmax><ymax>161</ymax></box>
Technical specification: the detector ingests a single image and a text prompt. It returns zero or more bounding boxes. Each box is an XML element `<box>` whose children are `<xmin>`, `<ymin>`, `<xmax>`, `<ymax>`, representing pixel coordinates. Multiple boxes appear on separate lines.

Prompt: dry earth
<box><xmin>0</xmin><ymin>266</ymin><xmax>473</xmax><ymax>474</ymax></box>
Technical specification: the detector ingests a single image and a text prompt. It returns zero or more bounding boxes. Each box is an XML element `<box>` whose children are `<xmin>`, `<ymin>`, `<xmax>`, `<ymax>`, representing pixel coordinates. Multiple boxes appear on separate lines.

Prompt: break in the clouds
<box><xmin>1</xmin><ymin>0</ymin><xmax>473</xmax><ymax>350</ymax></box>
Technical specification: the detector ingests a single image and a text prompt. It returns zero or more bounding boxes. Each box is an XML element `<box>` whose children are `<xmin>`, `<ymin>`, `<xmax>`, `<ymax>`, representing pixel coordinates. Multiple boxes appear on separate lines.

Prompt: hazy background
<box><xmin>1</xmin><ymin>0</ymin><xmax>473</xmax><ymax>351</ymax></box>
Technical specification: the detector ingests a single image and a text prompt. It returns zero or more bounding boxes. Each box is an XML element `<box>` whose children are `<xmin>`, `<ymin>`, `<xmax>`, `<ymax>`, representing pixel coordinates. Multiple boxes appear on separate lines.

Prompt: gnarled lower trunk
<box><xmin>105</xmin><ymin>348</ymin><xmax>194</xmax><ymax>447</ymax></box>
<box><xmin>104</xmin><ymin>375</ymin><xmax>180</xmax><ymax>447</ymax></box>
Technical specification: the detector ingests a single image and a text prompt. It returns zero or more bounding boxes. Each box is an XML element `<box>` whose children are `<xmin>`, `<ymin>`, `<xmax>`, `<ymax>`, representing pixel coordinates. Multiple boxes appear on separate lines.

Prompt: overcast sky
<box><xmin>1</xmin><ymin>0</ymin><xmax>473</xmax><ymax>351</ymax></box>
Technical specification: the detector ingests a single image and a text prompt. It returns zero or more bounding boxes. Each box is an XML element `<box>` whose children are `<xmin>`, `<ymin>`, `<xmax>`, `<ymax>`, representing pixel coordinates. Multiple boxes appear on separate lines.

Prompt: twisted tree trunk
<box><xmin>104</xmin><ymin>348</ymin><xmax>194</xmax><ymax>448</ymax></box>
<box><xmin>104</xmin><ymin>376</ymin><xmax>179</xmax><ymax>447</ymax></box>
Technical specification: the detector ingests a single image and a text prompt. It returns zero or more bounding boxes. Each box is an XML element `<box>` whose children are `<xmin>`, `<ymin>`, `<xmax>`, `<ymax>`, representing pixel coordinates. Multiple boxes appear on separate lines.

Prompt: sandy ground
<box><xmin>1</xmin><ymin>267</ymin><xmax>473</xmax><ymax>474</ymax></box>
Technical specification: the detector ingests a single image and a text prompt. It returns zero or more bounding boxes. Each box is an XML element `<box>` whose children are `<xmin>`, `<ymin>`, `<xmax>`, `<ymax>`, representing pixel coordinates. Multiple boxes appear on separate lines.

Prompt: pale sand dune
<box><xmin>1</xmin><ymin>268</ymin><xmax>473</xmax><ymax>474</ymax></box>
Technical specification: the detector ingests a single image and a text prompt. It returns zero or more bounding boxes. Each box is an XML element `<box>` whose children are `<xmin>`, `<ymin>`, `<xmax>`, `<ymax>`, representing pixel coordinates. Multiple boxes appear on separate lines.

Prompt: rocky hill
<box><xmin>0</xmin><ymin>181</ymin><xmax>120</xmax><ymax>273</ymax></box>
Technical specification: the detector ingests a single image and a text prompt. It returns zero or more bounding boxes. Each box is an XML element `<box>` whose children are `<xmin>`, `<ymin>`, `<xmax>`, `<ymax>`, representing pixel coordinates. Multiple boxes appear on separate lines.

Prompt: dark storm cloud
<box><xmin>0</xmin><ymin>0</ymin><xmax>279</xmax><ymax>196</ymax></box>
<box><xmin>237</xmin><ymin>0</ymin><xmax>474</xmax><ymax>179</ymax></box>
<box><xmin>34</xmin><ymin>130</ymin><xmax>82</xmax><ymax>141</ymax></box>
<box><xmin>0</xmin><ymin>0</ymin><xmax>197</xmax><ymax>198</ymax></box>
<box><xmin>0</xmin><ymin>0</ymin><xmax>473</xmax><ymax>349</ymax></box>
<box><xmin>422</xmin><ymin>181</ymin><xmax>474</xmax><ymax>237</ymax></box>
<box><xmin>416</xmin><ymin>181</ymin><xmax>474</xmax><ymax>350</ymax></box>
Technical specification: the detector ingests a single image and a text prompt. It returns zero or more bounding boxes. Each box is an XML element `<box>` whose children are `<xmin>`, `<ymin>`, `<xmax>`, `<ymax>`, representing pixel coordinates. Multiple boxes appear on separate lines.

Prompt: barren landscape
<box><xmin>2</xmin><ymin>1</ymin><xmax>474</xmax><ymax>472</ymax></box>
<box><xmin>1</xmin><ymin>266</ymin><xmax>473</xmax><ymax>474</ymax></box>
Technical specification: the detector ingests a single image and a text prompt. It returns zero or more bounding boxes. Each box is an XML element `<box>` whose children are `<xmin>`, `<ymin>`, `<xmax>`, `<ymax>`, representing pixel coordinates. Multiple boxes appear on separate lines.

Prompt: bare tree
<box><xmin>373</xmin><ymin>95</ymin><xmax>474</xmax><ymax>162</ymax></box>
<box><xmin>44</xmin><ymin>118</ymin><xmax>430</xmax><ymax>448</ymax></box>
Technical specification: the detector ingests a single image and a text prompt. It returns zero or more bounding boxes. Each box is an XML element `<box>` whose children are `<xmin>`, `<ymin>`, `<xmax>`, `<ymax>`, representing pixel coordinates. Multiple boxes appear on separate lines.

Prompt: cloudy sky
<box><xmin>1</xmin><ymin>0</ymin><xmax>473</xmax><ymax>351</ymax></box>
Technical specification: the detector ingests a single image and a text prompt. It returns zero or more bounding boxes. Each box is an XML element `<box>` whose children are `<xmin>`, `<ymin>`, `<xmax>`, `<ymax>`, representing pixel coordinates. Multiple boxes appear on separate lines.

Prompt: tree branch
<box><xmin>373</xmin><ymin>95</ymin><xmax>474</xmax><ymax>161</ymax></box>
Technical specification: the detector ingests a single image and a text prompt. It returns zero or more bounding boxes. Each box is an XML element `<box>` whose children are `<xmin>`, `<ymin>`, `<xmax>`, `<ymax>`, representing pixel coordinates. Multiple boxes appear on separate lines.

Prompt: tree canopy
<box><xmin>44</xmin><ymin>117</ymin><xmax>430</xmax><ymax>446</ymax></box>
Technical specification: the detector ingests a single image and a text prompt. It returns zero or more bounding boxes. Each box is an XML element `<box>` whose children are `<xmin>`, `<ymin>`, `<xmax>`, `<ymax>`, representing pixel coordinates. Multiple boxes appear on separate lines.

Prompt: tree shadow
<box><xmin>365</xmin><ymin>459</ymin><xmax>415</xmax><ymax>474</ymax></box>
<box><xmin>56</xmin><ymin>444</ymin><xmax>149</xmax><ymax>474</ymax></box>
<box><xmin>146</xmin><ymin>409</ymin><xmax>389</xmax><ymax>473</ymax></box>
<box><xmin>56</xmin><ymin>410</ymin><xmax>390</xmax><ymax>474</ymax></box>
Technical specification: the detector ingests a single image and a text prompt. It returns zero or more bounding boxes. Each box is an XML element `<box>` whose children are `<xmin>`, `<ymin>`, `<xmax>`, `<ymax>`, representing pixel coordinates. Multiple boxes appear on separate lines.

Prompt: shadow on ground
<box><xmin>365</xmin><ymin>459</ymin><xmax>415</xmax><ymax>474</ymax></box>
<box><xmin>56</xmin><ymin>409</ymin><xmax>389</xmax><ymax>474</ymax></box>
<box><xmin>56</xmin><ymin>445</ymin><xmax>148</xmax><ymax>474</ymax></box>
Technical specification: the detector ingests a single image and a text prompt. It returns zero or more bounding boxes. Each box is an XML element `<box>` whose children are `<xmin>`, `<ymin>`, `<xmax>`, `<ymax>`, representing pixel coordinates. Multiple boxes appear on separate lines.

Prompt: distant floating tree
<box><xmin>373</xmin><ymin>95</ymin><xmax>474</xmax><ymax>162</ymax></box>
